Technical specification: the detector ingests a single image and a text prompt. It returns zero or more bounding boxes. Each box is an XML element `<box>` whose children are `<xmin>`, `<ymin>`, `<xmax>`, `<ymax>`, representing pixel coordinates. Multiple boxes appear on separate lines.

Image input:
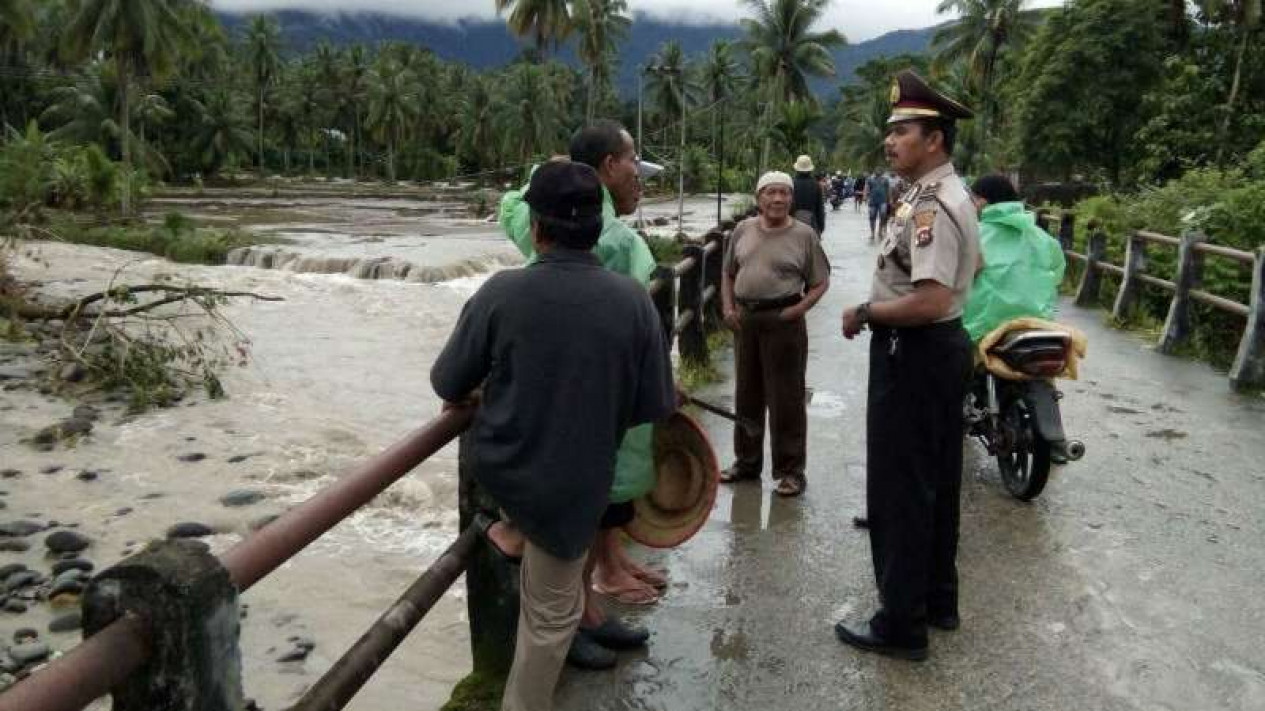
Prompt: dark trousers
<box><xmin>733</xmin><ymin>310</ymin><xmax>808</xmax><ymax>480</ymax></box>
<box><xmin>865</xmin><ymin>320</ymin><xmax>971</xmax><ymax>644</ymax></box>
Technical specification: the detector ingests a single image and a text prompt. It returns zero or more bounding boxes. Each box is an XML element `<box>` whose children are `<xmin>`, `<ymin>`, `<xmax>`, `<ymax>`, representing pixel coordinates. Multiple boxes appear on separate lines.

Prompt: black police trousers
<box><xmin>865</xmin><ymin>319</ymin><xmax>972</xmax><ymax>644</ymax></box>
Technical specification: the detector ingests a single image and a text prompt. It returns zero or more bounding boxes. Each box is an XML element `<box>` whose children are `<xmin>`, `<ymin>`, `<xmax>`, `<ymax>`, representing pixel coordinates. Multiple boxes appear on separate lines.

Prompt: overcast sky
<box><xmin>209</xmin><ymin>0</ymin><xmax>1063</xmax><ymax>43</ymax></box>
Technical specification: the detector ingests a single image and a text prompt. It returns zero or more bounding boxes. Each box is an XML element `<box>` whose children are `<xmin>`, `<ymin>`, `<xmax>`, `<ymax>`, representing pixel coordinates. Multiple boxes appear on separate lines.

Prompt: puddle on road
<box><xmin>806</xmin><ymin>389</ymin><xmax>849</xmax><ymax>418</ymax></box>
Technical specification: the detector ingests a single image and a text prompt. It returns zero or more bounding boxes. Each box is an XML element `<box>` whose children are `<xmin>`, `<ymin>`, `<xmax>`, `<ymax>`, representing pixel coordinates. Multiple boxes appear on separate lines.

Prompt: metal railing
<box><xmin>2</xmin><ymin>225</ymin><xmax>736</xmax><ymax>711</ymax></box>
<box><xmin>1042</xmin><ymin>211</ymin><xmax>1265</xmax><ymax>392</ymax></box>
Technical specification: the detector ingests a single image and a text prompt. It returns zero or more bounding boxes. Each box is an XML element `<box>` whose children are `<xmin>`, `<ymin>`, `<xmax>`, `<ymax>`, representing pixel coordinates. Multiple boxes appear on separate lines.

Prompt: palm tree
<box><xmin>494</xmin><ymin>0</ymin><xmax>573</xmax><ymax>57</ymax></box>
<box><xmin>0</xmin><ymin>0</ymin><xmax>34</xmax><ymax>52</ymax></box>
<box><xmin>1195</xmin><ymin>0</ymin><xmax>1263</xmax><ymax>150</ymax></box>
<box><xmin>645</xmin><ymin>41</ymin><xmax>701</xmax><ymax>129</ymax></box>
<box><xmin>771</xmin><ymin>100</ymin><xmax>823</xmax><ymax>162</ymax></box>
<box><xmin>740</xmin><ymin>0</ymin><xmax>846</xmax><ymax>170</ymax></box>
<box><xmin>367</xmin><ymin>59</ymin><xmax>418</xmax><ymax>183</ymax></box>
<box><xmin>573</xmin><ymin>0</ymin><xmax>630</xmax><ymax>120</ymax></box>
<box><xmin>41</xmin><ymin>64</ymin><xmax>167</xmax><ymax>176</ymax></box>
<box><xmin>457</xmin><ymin>75</ymin><xmax>500</xmax><ymax>171</ymax></box>
<box><xmin>835</xmin><ymin>90</ymin><xmax>889</xmax><ymax>171</ymax></box>
<box><xmin>245</xmin><ymin>14</ymin><xmax>281</xmax><ymax>178</ymax></box>
<box><xmin>64</xmin><ymin>0</ymin><xmax>188</xmax><ymax>214</ymax></box>
<box><xmin>698</xmin><ymin>40</ymin><xmax>742</xmax><ymax>177</ymax></box>
<box><xmin>340</xmin><ymin>45</ymin><xmax>370</xmax><ymax>177</ymax></box>
<box><xmin>190</xmin><ymin>89</ymin><xmax>253</xmax><ymax>177</ymax></box>
<box><xmin>497</xmin><ymin>62</ymin><xmax>563</xmax><ymax>163</ymax></box>
<box><xmin>932</xmin><ymin>0</ymin><xmax>1039</xmax><ymax>148</ymax></box>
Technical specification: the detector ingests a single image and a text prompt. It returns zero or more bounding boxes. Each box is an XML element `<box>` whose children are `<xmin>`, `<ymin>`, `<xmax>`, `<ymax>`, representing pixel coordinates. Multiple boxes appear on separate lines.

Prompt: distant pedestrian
<box><xmin>434</xmin><ymin>161</ymin><xmax>676</xmax><ymax>711</ymax></box>
<box><xmin>791</xmin><ymin>154</ymin><xmax>825</xmax><ymax>236</ymax></box>
<box><xmin>865</xmin><ymin>171</ymin><xmax>890</xmax><ymax>242</ymax></box>
<box><xmin>720</xmin><ymin>170</ymin><xmax>831</xmax><ymax>497</ymax></box>
<box><xmin>837</xmin><ymin>69</ymin><xmax>980</xmax><ymax>662</ymax></box>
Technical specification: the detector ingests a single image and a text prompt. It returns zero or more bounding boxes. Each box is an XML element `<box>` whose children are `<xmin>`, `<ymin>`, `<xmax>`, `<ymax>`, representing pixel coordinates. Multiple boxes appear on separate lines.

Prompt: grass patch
<box><xmin>440</xmin><ymin>670</ymin><xmax>506</xmax><ymax>711</ymax></box>
<box><xmin>678</xmin><ymin>328</ymin><xmax>732</xmax><ymax>391</ymax></box>
<box><xmin>643</xmin><ymin>233</ymin><xmax>683</xmax><ymax>264</ymax></box>
<box><xmin>47</xmin><ymin>211</ymin><xmax>269</xmax><ymax>265</ymax></box>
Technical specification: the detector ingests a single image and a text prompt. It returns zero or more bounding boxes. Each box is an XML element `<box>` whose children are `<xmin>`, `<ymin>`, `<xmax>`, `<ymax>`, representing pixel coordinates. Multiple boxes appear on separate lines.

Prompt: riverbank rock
<box><xmin>51</xmin><ymin>559</ymin><xmax>93</xmax><ymax>576</ymax></box>
<box><xmin>166</xmin><ymin>522</ymin><xmax>214</xmax><ymax>539</ymax></box>
<box><xmin>45</xmin><ymin>531</ymin><xmax>90</xmax><ymax>554</ymax></box>
<box><xmin>48</xmin><ymin>611</ymin><xmax>82</xmax><ymax>633</ymax></box>
<box><xmin>0</xmin><ymin>520</ymin><xmax>43</xmax><ymax>537</ymax></box>
<box><xmin>177</xmin><ymin>452</ymin><xmax>207</xmax><ymax>463</ymax></box>
<box><xmin>0</xmin><ymin>540</ymin><xmax>31</xmax><ymax>552</ymax></box>
<box><xmin>8</xmin><ymin>641</ymin><xmax>50</xmax><ymax>665</ymax></box>
<box><xmin>220</xmin><ymin>489</ymin><xmax>266</xmax><ymax>507</ymax></box>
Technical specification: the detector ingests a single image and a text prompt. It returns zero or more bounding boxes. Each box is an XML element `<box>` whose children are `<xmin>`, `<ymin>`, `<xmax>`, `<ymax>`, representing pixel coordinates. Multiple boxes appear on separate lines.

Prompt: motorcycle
<box><xmin>965</xmin><ymin>325</ymin><xmax>1085</xmax><ymax>501</ymax></box>
<box><xmin>829</xmin><ymin>185</ymin><xmax>845</xmax><ymax>210</ymax></box>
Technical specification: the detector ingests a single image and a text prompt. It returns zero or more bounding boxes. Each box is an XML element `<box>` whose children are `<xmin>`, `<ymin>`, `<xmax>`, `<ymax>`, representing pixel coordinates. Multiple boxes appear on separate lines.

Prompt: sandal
<box><xmin>719</xmin><ymin>466</ymin><xmax>760</xmax><ymax>484</ymax></box>
<box><xmin>774</xmin><ymin>476</ymin><xmax>807</xmax><ymax>498</ymax></box>
<box><xmin>591</xmin><ymin>581</ymin><xmax>661</xmax><ymax>606</ymax></box>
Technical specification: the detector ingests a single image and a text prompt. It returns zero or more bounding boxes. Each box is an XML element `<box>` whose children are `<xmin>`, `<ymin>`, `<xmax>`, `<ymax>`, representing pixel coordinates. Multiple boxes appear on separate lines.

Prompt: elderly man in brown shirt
<box><xmin>720</xmin><ymin>170</ymin><xmax>831</xmax><ymax>497</ymax></box>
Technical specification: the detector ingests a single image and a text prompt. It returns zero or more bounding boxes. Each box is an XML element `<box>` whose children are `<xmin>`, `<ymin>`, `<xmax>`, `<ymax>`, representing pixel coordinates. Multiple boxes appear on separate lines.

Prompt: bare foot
<box><xmin>610</xmin><ymin>539</ymin><xmax>668</xmax><ymax>589</ymax></box>
<box><xmin>592</xmin><ymin>565</ymin><xmax>659</xmax><ymax>605</ymax></box>
<box><xmin>486</xmin><ymin>520</ymin><xmax>525</xmax><ymax>559</ymax></box>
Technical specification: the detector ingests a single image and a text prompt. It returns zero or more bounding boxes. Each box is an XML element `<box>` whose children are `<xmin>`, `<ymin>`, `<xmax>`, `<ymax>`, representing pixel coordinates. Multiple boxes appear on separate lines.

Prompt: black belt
<box><xmin>737</xmin><ymin>294</ymin><xmax>802</xmax><ymax>312</ymax></box>
<box><xmin>871</xmin><ymin>318</ymin><xmax>963</xmax><ymax>337</ymax></box>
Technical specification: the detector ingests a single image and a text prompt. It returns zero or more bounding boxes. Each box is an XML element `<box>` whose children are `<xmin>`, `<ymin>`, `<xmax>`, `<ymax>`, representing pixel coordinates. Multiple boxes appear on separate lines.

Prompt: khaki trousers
<box><xmin>500</xmin><ymin>542</ymin><xmax>588</xmax><ymax>711</ymax></box>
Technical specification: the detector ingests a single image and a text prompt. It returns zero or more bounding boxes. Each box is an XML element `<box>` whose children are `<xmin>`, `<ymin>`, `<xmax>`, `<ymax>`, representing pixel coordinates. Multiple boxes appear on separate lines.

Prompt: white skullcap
<box><xmin>755</xmin><ymin>171</ymin><xmax>793</xmax><ymax>195</ymax></box>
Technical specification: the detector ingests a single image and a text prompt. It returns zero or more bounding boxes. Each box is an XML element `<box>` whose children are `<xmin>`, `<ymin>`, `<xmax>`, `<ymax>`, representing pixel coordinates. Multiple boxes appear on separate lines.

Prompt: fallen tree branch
<box><xmin>3</xmin><ymin>285</ymin><xmax>283</xmax><ymax>321</ymax></box>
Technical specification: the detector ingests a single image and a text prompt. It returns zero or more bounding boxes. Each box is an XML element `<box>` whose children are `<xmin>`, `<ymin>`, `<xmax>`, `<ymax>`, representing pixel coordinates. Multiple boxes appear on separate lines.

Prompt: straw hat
<box><xmin>793</xmin><ymin>154</ymin><xmax>815</xmax><ymax>172</ymax></box>
<box><xmin>625</xmin><ymin>412</ymin><xmax>720</xmax><ymax>549</ymax></box>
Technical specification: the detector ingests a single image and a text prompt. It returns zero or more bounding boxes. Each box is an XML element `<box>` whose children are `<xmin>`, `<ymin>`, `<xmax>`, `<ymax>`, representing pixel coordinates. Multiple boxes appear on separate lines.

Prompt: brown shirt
<box><xmin>723</xmin><ymin>217</ymin><xmax>830</xmax><ymax>301</ymax></box>
<box><xmin>870</xmin><ymin>162</ymin><xmax>980</xmax><ymax>321</ymax></box>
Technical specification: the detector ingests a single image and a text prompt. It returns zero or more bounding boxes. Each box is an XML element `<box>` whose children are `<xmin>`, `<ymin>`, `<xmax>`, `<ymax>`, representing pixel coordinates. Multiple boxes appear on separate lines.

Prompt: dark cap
<box><xmin>888</xmin><ymin>69</ymin><xmax>974</xmax><ymax>124</ymax></box>
<box><xmin>524</xmin><ymin>161</ymin><xmax>604</xmax><ymax>227</ymax></box>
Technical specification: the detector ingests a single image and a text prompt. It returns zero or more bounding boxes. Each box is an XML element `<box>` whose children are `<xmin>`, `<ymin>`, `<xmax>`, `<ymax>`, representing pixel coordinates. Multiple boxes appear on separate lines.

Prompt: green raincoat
<box><xmin>500</xmin><ymin>177</ymin><xmax>660</xmax><ymax>503</ymax></box>
<box><xmin>962</xmin><ymin>202</ymin><xmax>1067</xmax><ymax>343</ymax></box>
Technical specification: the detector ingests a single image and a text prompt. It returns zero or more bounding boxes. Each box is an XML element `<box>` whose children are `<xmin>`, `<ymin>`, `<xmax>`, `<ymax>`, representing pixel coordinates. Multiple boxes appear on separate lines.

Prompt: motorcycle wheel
<box><xmin>996</xmin><ymin>398</ymin><xmax>1051</xmax><ymax>501</ymax></box>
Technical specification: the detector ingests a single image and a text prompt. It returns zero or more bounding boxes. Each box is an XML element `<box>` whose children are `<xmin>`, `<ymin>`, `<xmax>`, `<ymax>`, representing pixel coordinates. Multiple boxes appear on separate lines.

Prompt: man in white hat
<box><xmin>790</xmin><ymin>154</ymin><xmax>825</xmax><ymax>235</ymax></box>
<box><xmin>719</xmin><ymin>170</ymin><xmax>830</xmax><ymax>497</ymax></box>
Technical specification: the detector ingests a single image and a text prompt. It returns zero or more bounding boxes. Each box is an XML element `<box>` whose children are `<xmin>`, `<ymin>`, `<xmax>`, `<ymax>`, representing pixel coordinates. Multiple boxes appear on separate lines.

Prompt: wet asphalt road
<box><xmin>556</xmin><ymin>205</ymin><xmax>1265</xmax><ymax>710</ymax></box>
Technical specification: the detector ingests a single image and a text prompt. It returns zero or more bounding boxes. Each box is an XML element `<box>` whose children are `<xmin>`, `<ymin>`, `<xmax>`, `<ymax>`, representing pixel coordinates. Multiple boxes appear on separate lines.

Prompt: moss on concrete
<box><xmin>440</xmin><ymin>670</ymin><xmax>506</xmax><ymax>711</ymax></box>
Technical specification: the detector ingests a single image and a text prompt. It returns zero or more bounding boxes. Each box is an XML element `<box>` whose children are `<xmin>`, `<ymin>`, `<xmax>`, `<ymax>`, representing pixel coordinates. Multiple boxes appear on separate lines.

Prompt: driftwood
<box><xmin>3</xmin><ymin>285</ymin><xmax>283</xmax><ymax>321</ymax></box>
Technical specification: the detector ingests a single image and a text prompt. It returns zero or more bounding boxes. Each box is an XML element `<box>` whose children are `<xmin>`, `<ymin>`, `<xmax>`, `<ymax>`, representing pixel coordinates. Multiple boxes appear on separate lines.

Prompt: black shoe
<box><xmin>566</xmin><ymin>631</ymin><xmax>617</xmax><ymax>670</ymax></box>
<box><xmin>928</xmin><ymin>613</ymin><xmax>960</xmax><ymax>631</ymax></box>
<box><xmin>834</xmin><ymin>621</ymin><xmax>928</xmax><ymax>661</ymax></box>
<box><xmin>582</xmin><ymin>617</ymin><xmax>649</xmax><ymax>650</ymax></box>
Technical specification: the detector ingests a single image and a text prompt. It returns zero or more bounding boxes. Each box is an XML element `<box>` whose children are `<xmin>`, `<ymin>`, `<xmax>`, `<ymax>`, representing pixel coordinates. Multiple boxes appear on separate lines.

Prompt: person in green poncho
<box><xmin>962</xmin><ymin>174</ymin><xmax>1067</xmax><ymax>343</ymax></box>
<box><xmin>488</xmin><ymin>120</ymin><xmax>671</xmax><ymax>669</ymax></box>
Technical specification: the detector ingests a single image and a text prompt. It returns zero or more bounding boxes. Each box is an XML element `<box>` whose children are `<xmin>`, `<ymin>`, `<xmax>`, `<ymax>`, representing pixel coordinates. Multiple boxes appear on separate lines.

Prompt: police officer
<box><xmin>835</xmin><ymin>70</ymin><xmax>981</xmax><ymax>661</ymax></box>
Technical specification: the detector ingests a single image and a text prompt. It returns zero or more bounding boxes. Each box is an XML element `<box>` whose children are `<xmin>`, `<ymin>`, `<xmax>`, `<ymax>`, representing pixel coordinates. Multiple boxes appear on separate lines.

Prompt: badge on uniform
<box><xmin>914</xmin><ymin>210</ymin><xmax>936</xmax><ymax>247</ymax></box>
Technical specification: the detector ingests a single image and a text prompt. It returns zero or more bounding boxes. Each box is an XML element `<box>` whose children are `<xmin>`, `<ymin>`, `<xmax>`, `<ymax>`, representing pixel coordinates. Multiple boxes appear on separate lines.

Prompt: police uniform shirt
<box><xmin>870</xmin><ymin>162</ymin><xmax>981</xmax><ymax>321</ymax></box>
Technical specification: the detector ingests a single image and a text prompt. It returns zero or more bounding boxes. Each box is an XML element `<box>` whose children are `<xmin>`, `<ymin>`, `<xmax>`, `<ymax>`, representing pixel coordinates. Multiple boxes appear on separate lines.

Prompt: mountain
<box><xmin>216</xmin><ymin>10</ymin><xmax>937</xmax><ymax>99</ymax></box>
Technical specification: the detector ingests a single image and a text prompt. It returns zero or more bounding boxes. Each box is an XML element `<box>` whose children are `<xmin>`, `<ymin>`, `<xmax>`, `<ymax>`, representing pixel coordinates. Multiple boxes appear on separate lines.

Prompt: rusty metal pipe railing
<box><xmin>3</xmin><ymin>408</ymin><xmax>475</xmax><ymax>711</ymax></box>
<box><xmin>222</xmin><ymin>406</ymin><xmax>475</xmax><ymax>590</ymax></box>
<box><xmin>672</xmin><ymin>256</ymin><xmax>698</xmax><ymax>277</ymax></box>
<box><xmin>288</xmin><ymin>525</ymin><xmax>480</xmax><ymax>711</ymax></box>
<box><xmin>0</xmin><ymin>614</ymin><xmax>150</xmax><ymax>711</ymax></box>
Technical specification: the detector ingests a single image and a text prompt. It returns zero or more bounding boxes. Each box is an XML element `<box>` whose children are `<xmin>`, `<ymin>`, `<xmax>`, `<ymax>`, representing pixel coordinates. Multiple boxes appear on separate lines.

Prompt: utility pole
<box><xmin>677</xmin><ymin>71</ymin><xmax>686</xmax><ymax>236</ymax></box>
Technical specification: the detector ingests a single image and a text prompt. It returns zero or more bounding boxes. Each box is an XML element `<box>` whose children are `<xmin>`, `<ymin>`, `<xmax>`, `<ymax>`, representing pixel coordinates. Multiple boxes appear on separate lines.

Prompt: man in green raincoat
<box><xmin>962</xmin><ymin>174</ymin><xmax>1067</xmax><ymax>343</ymax></box>
<box><xmin>492</xmin><ymin>119</ymin><xmax>669</xmax><ymax>669</ymax></box>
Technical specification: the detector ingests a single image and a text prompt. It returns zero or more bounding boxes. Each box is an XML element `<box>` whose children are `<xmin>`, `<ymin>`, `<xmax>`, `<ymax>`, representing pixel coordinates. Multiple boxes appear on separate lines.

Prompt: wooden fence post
<box><xmin>702</xmin><ymin>230</ymin><xmax>725</xmax><ymax>333</ymax></box>
<box><xmin>1035</xmin><ymin>209</ymin><xmax>1051</xmax><ymax>233</ymax></box>
<box><xmin>1229</xmin><ymin>246</ymin><xmax>1265</xmax><ymax>392</ymax></box>
<box><xmin>1075</xmin><ymin>228</ymin><xmax>1107</xmax><ymax>307</ymax></box>
<box><xmin>1112</xmin><ymin>231</ymin><xmax>1147</xmax><ymax>321</ymax></box>
<box><xmin>651</xmin><ymin>265</ymin><xmax>676</xmax><ymax>349</ymax></box>
<box><xmin>1058</xmin><ymin>211</ymin><xmax>1075</xmax><ymax>250</ymax></box>
<box><xmin>678</xmin><ymin>244</ymin><xmax>709</xmax><ymax>367</ymax></box>
<box><xmin>1158</xmin><ymin>230</ymin><xmax>1206</xmax><ymax>354</ymax></box>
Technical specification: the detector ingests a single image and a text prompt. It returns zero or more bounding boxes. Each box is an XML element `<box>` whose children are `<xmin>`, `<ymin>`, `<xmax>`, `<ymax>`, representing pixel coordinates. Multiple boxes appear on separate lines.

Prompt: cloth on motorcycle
<box><xmin>962</xmin><ymin>201</ymin><xmax>1067</xmax><ymax>342</ymax></box>
<box><xmin>977</xmin><ymin>316</ymin><xmax>1088</xmax><ymax>381</ymax></box>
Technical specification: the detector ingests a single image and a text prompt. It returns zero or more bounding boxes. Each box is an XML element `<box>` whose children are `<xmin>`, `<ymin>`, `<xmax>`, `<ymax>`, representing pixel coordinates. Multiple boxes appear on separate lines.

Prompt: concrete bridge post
<box><xmin>1075</xmin><ymin>228</ymin><xmax>1107</xmax><ymax>307</ymax></box>
<box><xmin>1230</xmin><ymin>246</ymin><xmax>1265</xmax><ymax>392</ymax></box>
<box><xmin>1112</xmin><ymin>231</ymin><xmax>1148</xmax><ymax>321</ymax></box>
<box><xmin>81</xmin><ymin>540</ymin><xmax>244</xmax><ymax>711</ymax></box>
<box><xmin>1158</xmin><ymin>231</ymin><xmax>1206</xmax><ymax>354</ymax></box>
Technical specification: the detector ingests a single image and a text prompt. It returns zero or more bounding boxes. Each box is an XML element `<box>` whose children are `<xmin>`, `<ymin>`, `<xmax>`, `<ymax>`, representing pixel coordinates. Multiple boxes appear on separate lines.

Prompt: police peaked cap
<box><xmin>887</xmin><ymin>69</ymin><xmax>975</xmax><ymax>124</ymax></box>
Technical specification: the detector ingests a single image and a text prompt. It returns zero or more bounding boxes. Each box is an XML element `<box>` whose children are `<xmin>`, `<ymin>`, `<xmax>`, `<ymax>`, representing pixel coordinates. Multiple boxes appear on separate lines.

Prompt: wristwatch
<box><xmin>857</xmin><ymin>301</ymin><xmax>871</xmax><ymax>326</ymax></box>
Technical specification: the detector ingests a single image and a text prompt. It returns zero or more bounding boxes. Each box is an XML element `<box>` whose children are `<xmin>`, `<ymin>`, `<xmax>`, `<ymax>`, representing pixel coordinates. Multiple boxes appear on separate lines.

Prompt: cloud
<box><xmin>207</xmin><ymin>0</ymin><xmax>979</xmax><ymax>42</ymax></box>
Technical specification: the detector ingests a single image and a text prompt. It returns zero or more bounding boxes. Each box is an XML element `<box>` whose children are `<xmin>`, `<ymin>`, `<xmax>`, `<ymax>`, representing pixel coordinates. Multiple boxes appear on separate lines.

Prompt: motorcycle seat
<box><xmin>990</xmin><ymin>329</ymin><xmax>1071</xmax><ymax>355</ymax></box>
